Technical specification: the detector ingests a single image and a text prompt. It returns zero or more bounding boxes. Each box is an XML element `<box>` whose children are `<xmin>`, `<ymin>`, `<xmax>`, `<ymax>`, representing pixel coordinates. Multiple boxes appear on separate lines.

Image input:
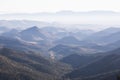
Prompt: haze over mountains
<box><xmin>0</xmin><ymin>0</ymin><xmax>120</xmax><ymax>79</ymax></box>
<box><xmin>0</xmin><ymin>20</ymin><xmax>120</xmax><ymax>80</ymax></box>
<box><xmin>0</xmin><ymin>11</ymin><xmax>120</xmax><ymax>26</ymax></box>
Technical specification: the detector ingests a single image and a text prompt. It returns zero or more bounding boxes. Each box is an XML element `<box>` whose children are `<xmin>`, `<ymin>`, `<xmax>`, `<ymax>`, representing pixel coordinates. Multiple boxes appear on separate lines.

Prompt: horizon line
<box><xmin>0</xmin><ymin>10</ymin><xmax>120</xmax><ymax>14</ymax></box>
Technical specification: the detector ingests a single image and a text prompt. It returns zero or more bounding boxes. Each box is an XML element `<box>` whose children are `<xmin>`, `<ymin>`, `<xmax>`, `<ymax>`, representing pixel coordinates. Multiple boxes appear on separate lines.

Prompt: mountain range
<box><xmin>0</xmin><ymin>23</ymin><xmax>120</xmax><ymax>80</ymax></box>
<box><xmin>1</xmin><ymin>11</ymin><xmax>120</xmax><ymax>24</ymax></box>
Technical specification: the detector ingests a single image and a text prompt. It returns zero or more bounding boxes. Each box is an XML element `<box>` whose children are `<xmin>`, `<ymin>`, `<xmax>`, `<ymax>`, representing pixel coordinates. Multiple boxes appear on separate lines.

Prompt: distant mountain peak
<box><xmin>22</xmin><ymin>26</ymin><xmax>40</xmax><ymax>33</ymax></box>
<box><xmin>28</xmin><ymin>26</ymin><xmax>39</xmax><ymax>30</ymax></box>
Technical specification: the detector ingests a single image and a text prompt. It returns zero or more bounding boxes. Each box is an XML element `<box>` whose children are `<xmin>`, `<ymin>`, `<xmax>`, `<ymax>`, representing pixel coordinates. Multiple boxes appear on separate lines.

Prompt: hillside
<box><xmin>65</xmin><ymin>48</ymin><xmax>120</xmax><ymax>80</ymax></box>
<box><xmin>0</xmin><ymin>47</ymin><xmax>71</xmax><ymax>80</ymax></box>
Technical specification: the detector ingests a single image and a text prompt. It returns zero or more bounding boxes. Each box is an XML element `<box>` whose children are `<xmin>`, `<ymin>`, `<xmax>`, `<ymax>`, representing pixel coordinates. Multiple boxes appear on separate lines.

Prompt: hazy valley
<box><xmin>0</xmin><ymin>20</ymin><xmax>120</xmax><ymax>80</ymax></box>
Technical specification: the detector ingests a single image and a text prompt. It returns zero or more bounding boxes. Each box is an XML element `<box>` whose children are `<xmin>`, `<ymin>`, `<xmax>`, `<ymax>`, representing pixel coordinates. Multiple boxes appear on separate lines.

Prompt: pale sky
<box><xmin>0</xmin><ymin>0</ymin><xmax>120</xmax><ymax>13</ymax></box>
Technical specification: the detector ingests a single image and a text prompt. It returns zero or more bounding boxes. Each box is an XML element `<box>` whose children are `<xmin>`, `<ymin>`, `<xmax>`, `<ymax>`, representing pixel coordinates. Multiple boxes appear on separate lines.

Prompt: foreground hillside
<box><xmin>65</xmin><ymin>48</ymin><xmax>120</xmax><ymax>80</ymax></box>
<box><xmin>0</xmin><ymin>47</ymin><xmax>71</xmax><ymax>80</ymax></box>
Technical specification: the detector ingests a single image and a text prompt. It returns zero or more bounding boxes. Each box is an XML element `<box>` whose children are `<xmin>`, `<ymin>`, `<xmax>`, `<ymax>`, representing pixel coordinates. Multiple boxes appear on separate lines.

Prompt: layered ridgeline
<box><xmin>0</xmin><ymin>25</ymin><xmax>120</xmax><ymax>80</ymax></box>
